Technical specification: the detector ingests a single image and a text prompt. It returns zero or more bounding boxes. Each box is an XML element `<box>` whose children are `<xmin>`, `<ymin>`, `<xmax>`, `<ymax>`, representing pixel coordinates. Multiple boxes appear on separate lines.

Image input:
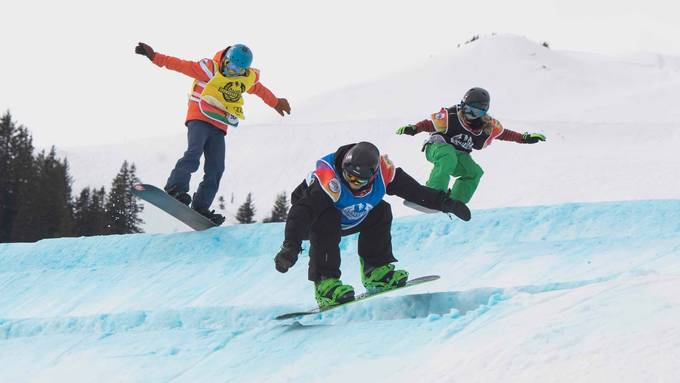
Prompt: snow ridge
<box><xmin>1</xmin><ymin>200</ymin><xmax>679</xmax><ymax>382</ymax></box>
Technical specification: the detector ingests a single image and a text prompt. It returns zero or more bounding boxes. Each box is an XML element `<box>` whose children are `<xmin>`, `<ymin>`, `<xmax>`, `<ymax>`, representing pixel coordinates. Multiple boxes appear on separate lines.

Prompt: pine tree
<box><xmin>0</xmin><ymin>111</ymin><xmax>17</xmax><ymax>241</ymax></box>
<box><xmin>0</xmin><ymin>112</ymin><xmax>10</xmax><ymax>194</ymax></box>
<box><xmin>105</xmin><ymin>161</ymin><xmax>144</xmax><ymax>234</ymax></box>
<box><xmin>91</xmin><ymin>187</ymin><xmax>108</xmax><ymax>234</ymax></box>
<box><xmin>39</xmin><ymin>148</ymin><xmax>73</xmax><ymax>238</ymax></box>
<box><xmin>12</xmin><ymin>147</ymin><xmax>74</xmax><ymax>241</ymax></box>
<box><xmin>263</xmin><ymin>191</ymin><xmax>289</xmax><ymax>223</ymax></box>
<box><xmin>73</xmin><ymin>187</ymin><xmax>92</xmax><ymax>236</ymax></box>
<box><xmin>0</xmin><ymin>112</ymin><xmax>38</xmax><ymax>242</ymax></box>
<box><xmin>73</xmin><ymin>186</ymin><xmax>109</xmax><ymax>236</ymax></box>
<box><xmin>235</xmin><ymin>192</ymin><xmax>256</xmax><ymax>224</ymax></box>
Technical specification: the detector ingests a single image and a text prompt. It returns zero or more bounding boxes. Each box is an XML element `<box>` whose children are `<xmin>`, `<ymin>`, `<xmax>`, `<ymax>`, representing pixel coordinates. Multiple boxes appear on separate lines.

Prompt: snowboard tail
<box><xmin>403</xmin><ymin>200</ymin><xmax>471</xmax><ymax>221</ymax></box>
<box><xmin>131</xmin><ymin>183</ymin><xmax>217</xmax><ymax>231</ymax></box>
<box><xmin>403</xmin><ymin>200</ymin><xmax>439</xmax><ymax>214</ymax></box>
<box><xmin>275</xmin><ymin>275</ymin><xmax>440</xmax><ymax>320</ymax></box>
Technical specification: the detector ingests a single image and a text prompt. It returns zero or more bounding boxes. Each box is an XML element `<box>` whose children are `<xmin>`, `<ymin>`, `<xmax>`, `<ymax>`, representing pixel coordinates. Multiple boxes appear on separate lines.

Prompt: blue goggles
<box><xmin>462</xmin><ymin>104</ymin><xmax>487</xmax><ymax>119</ymax></box>
<box><xmin>222</xmin><ymin>61</ymin><xmax>246</xmax><ymax>77</ymax></box>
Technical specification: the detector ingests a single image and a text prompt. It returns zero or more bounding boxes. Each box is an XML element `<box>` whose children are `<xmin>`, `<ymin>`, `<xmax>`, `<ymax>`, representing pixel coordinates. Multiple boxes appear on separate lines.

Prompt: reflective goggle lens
<box><xmin>343</xmin><ymin>169</ymin><xmax>370</xmax><ymax>186</ymax></box>
<box><xmin>223</xmin><ymin>61</ymin><xmax>246</xmax><ymax>77</ymax></box>
<box><xmin>463</xmin><ymin>104</ymin><xmax>487</xmax><ymax>119</ymax></box>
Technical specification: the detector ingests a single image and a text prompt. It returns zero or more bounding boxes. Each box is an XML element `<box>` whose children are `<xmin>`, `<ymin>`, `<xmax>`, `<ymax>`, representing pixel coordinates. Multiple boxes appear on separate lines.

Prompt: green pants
<box><xmin>425</xmin><ymin>143</ymin><xmax>483</xmax><ymax>203</ymax></box>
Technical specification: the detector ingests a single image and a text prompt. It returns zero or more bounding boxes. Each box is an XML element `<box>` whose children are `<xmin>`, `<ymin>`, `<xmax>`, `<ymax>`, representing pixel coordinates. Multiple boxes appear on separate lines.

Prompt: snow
<box><xmin>1</xmin><ymin>200</ymin><xmax>679</xmax><ymax>382</ymax></box>
<box><xmin>2</xmin><ymin>34</ymin><xmax>680</xmax><ymax>382</ymax></box>
<box><xmin>58</xmin><ymin>34</ymin><xmax>680</xmax><ymax>233</ymax></box>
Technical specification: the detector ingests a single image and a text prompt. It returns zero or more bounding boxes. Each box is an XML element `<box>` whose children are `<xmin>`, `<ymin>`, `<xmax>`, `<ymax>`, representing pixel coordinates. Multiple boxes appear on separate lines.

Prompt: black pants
<box><xmin>307</xmin><ymin>201</ymin><xmax>397</xmax><ymax>282</ymax></box>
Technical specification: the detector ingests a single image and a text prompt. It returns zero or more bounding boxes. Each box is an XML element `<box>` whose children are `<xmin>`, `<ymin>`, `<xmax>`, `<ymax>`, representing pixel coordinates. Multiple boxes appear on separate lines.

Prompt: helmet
<box><xmin>341</xmin><ymin>142</ymin><xmax>380</xmax><ymax>186</ymax></box>
<box><xmin>460</xmin><ymin>87</ymin><xmax>490</xmax><ymax>119</ymax></box>
<box><xmin>461</xmin><ymin>87</ymin><xmax>490</xmax><ymax>110</ymax></box>
<box><xmin>224</xmin><ymin>44</ymin><xmax>253</xmax><ymax>69</ymax></box>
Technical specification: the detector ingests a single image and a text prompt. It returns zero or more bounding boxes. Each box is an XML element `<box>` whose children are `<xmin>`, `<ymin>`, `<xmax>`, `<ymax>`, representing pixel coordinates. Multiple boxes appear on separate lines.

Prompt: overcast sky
<box><xmin>2</xmin><ymin>0</ymin><xmax>679</xmax><ymax>148</ymax></box>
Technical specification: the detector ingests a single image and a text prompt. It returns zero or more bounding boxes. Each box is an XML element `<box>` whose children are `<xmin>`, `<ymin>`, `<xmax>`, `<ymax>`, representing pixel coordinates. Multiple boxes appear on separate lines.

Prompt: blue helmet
<box><xmin>225</xmin><ymin>44</ymin><xmax>253</xmax><ymax>69</ymax></box>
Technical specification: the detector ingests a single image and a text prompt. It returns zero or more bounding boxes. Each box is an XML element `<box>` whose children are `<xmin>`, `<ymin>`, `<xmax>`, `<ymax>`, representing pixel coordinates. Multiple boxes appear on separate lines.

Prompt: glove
<box><xmin>135</xmin><ymin>42</ymin><xmax>155</xmax><ymax>61</ymax></box>
<box><xmin>274</xmin><ymin>98</ymin><xmax>291</xmax><ymax>116</ymax></box>
<box><xmin>275</xmin><ymin>240</ymin><xmax>302</xmax><ymax>273</ymax></box>
<box><xmin>395</xmin><ymin>125</ymin><xmax>417</xmax><ymax>136</ymax></box>
<box><xmin>522</xmin><ymin>132</ymin><xmax>546</xmax><ymax>144</ymax></box>
<box><xmin>441</xmin><ymin>197</ymin><xmax>471</xmax><ymax>222</ymax></box>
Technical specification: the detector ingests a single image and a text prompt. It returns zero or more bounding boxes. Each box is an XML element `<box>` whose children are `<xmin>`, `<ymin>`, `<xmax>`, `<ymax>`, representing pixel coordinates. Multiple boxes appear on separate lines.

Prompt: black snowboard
<box><xmin>275</xmin><ymin>275</ymin><xmax>440</xmax><ymax>320</ymax></box>
<box><xmin>131</xmin><ymin>183</ymin><xmax>217</xmax><ymax>231</ymax></box>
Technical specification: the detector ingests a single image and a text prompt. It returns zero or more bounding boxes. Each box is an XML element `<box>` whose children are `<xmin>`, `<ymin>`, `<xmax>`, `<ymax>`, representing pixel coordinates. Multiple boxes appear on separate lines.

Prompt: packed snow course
<box><xmin>1</xmin><ymin>199</ymin><xmax>679</xmax><ymax>382</ymax></box>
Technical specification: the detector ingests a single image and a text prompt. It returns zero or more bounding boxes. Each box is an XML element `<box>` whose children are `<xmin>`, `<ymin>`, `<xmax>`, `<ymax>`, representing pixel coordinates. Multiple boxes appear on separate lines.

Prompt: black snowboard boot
<box><xmin>193</xmin><ymin>207</ymin><xmax>226</xmax><ymax>226</ymax></box>
<box><xmin>164</xmin><ymin>185</ymin><xmax>191</xmax><ymax>206</ymax></box>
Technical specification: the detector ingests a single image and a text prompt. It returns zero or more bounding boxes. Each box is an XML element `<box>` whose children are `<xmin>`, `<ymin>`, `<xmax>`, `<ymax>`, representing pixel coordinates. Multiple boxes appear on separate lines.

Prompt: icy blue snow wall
<box><xmin>1</xmin><ymin>200</ymin><xmax>679</xmax><ymax>321</ymax></box>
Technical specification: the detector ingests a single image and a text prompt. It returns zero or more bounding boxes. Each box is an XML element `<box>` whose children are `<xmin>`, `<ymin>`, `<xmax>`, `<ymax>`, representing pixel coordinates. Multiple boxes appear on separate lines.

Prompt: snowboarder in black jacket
<box><xmin>274</xmin><ymin>142</ymin><xmax>470</xmax><ymax>308</ymax></box>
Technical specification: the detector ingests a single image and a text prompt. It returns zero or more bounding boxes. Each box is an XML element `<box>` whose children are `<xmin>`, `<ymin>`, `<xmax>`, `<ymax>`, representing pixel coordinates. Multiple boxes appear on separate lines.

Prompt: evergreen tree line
<box><xmin>234</xmin><ymin>191</ymin><xmax>289</xmax><ymax>224</ymax></box>
<box><xmin>0</xmin><ymin>111</ymin><xmax>143</xmax><ymax>243</ymax></box>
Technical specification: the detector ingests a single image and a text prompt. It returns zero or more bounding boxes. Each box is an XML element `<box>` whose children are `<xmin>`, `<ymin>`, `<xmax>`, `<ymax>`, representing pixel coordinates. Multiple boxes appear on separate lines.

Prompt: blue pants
<box><xmin>165</xmin><ymin>120</ymin><xmax>226</xmax><ymax>210</ymax></box>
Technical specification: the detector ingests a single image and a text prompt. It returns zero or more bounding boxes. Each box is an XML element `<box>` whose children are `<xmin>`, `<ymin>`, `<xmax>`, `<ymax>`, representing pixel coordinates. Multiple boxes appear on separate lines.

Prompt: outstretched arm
<box><xmin>386</xmin><ymin>168</ymin><xmax>470</xmax><ymax>221</ymax></box>
<box><xmin>248</xmin><ymin>78</ymin><xmax>291</xmax><ymax>116</ymax></box>
<box><xmin>497</xmin><ymin>128</ymin><xmax>546</xmax><ymax>144</ymax></box>
<box><xmin>396</xmin><ymin>119</ymin><xmax>435</xmax><ymax>136</ymax></box>
<box><xmin>135</xmin><ymin>42</ymin><xmax>213</xmax><ymax>81</ymax></box>
<box><xmin>248</xmin><ymin>82</ymin><xmax>278</xmax><ymax>107</ymax></box>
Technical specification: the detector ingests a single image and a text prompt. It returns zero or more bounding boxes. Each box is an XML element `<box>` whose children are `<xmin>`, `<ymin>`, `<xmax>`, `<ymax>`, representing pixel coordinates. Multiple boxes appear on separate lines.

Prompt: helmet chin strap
<box><xmin>220</xmin><ymin>46</ymin><xmax>232</xmax><ymax>72</ymax></box>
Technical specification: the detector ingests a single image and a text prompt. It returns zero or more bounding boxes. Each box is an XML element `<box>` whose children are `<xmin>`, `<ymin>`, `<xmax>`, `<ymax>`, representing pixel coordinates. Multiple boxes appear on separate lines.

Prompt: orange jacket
<box><xmin>152</xmin><ymin>49</ymin><xmax>279</xmax><ymax>133</ymax></box>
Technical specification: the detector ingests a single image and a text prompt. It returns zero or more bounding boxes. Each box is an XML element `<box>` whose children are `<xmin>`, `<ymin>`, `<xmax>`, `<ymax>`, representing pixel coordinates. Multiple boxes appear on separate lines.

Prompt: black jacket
<box><xmin>284</xmin><ymin>144</ymin><xmax>451</xmax><ymax>243</ymax></box>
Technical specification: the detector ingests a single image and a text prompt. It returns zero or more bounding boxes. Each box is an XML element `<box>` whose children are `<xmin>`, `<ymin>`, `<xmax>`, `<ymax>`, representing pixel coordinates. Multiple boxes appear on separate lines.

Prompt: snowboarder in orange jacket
<box><xmin>135</xmin><ymin>42</ymin><xmax>291</xmax><ymax>224</ymax></box>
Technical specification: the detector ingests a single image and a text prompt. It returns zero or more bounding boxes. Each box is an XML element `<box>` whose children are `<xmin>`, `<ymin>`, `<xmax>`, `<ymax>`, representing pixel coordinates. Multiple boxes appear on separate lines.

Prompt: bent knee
<box><xmin>470</xmin><ymin>165</ymin><xmax>484</xmax><ymax>179</ymax></box>
<box><xmin>472</xmin><ymin>165</ymin><xmax>484</xmax><ymax>178</ymax></box>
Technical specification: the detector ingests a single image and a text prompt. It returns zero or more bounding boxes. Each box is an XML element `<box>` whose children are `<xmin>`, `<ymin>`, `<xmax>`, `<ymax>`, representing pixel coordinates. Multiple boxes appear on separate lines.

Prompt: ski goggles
<box><xmin>462</xmin><ymin>104</ymin><xmax>487</xmax><ymax>119</ymax></box>
<box><xmin>342</xmin><ymin>169</ymin><xmax>371</xmax><ymax>187</ymax></box>
<box><xmin>222</xmin><ymin>60</ymin><xmax>246</xmax><ymax>77</ymax></box>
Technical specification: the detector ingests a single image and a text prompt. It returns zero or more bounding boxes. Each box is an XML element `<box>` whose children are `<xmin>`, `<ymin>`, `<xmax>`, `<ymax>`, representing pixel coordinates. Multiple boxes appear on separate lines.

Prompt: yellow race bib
<box><xmin>199</xmin><ymin>62</ymin><xmax>258</xmax><ymax>121</ymax></box>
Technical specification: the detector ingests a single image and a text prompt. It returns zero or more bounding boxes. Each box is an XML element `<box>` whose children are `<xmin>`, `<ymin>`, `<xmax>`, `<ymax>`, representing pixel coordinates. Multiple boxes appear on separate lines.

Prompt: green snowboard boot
<box><xmin>315</xmin><ymin>278</ymin><xmax>355</xmax><ymax>308</ymax></box>
<box><xmin>360</xmin><ymin>260</ymin><xmax>409</xmax><ymax>294</ymax></box>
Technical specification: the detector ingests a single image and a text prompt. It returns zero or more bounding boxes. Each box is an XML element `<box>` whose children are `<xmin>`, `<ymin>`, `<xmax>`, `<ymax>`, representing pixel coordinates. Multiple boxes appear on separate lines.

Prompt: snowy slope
<box><xmin>58</xmin><ymin>34</ymin><xmax>680</xmax><ymax>233</ymax></box>
<box><xmin>1</xmin><ymin>200</ymin><xmax>679</xmax><ymax>382</ymax></box>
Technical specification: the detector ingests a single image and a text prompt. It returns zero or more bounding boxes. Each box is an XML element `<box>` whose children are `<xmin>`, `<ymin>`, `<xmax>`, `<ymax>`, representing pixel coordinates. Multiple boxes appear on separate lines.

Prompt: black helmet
<box><xmin>341</xmin><ymin>142</ymin><xmax>380</xmax><ymax>182</ymax></box>
<box><xmin>461</xmin><ymin>87</ymin><xmax>490</xmax><ymax>111</ymax></box>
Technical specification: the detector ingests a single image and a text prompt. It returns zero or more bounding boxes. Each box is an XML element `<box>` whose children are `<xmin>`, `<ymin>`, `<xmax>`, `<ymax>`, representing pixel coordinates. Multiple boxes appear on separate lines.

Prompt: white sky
<box><xmin>2</xmin><ymin>0</ymin><xmax>679</xmax><ymax>148</ymax></box>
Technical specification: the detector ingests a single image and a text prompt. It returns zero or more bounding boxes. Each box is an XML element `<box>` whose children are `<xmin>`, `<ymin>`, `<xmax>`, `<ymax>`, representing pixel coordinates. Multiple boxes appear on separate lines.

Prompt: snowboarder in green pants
<box><xmin>396</xmin><ymin>87</ymin><xmax>546</xmax><ymax>204</ymax></box>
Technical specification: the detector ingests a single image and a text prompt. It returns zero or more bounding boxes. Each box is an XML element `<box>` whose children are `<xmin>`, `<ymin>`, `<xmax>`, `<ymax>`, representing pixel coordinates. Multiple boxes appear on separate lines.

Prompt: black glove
<box><xmin>521</xmin><ymin>132</ymin><xmax>546</xmax><ymax>144</ymax></box>
<box><xmin>135</xmin><ymin>42</ymin><xmax>155</xmax><ymax>61</ymax></box>
<box><xmin>441</xmin><ymin>197</ymin><xmax>471</xmax><ymax>222</ymax></box>
<box><xmin>395</xmin><ymin>125</ymin><xmax>417</xmax><ymax>136</ymax></box>
<box><xmin>274</xmin><ymin>98</ymin><xmax>291</xmax><ymax>116</ymax></box>
<box><xmin>275</xmin><ymin>240</ymin><xmax>302</xmax><ymax>273</ymax></box>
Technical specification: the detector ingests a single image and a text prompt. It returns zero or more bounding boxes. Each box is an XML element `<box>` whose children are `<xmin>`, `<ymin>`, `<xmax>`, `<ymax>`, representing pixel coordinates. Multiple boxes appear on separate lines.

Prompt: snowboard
<box><xmin>130</xmin><ymin>183</ymin><xmax>217</xmax><ymax>231</ymax></box>
<box><xmin>403</xmin><ymin>200</ymin><xmax>471</xmax><ymax>221</ymax></box>
<box><xmin>275</xmin><ymin>275</ymin><xmax>440</xmax><ymax>320</ymax></box>
<box><xmin>403</xmin><ymin>200</ymin><xmax>439</xmax><ymax>214</ymax></box>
